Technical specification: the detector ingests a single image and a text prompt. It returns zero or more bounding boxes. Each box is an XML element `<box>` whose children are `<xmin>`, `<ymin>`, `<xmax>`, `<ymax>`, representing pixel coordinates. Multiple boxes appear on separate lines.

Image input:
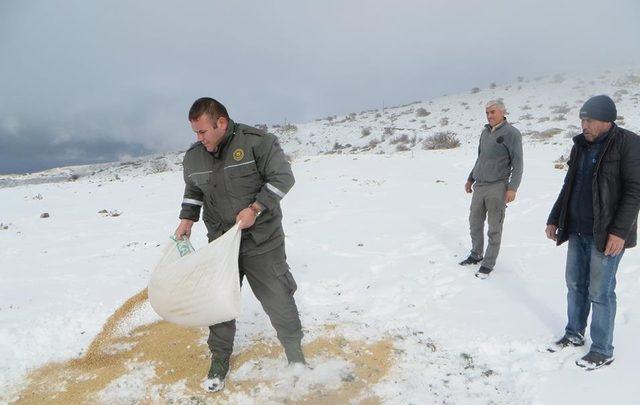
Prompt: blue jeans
<box><xmin>564</xmin><ymin>233</ymin><xmax>623</xmax><ymax>357</ymax></box>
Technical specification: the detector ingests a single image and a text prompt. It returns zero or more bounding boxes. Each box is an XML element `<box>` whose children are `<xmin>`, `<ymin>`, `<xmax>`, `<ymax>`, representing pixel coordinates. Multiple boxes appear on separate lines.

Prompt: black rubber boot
<box><xmin>202</xmin><ymin>356</ymin><xmax>230</xmax><ymax>392</ymax></box>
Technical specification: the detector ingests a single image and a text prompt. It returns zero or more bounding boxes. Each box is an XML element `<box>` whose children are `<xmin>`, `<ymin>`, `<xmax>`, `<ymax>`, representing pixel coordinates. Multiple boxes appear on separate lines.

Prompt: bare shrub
<box><xmin>439</xmin><ymin>117</ymin><xmax>449</xmax><ymax>126</ymax></box>
<box><xmin>489</xmin><ymin>82</ymin><xmax>497</xmax><ymax>89</ymax></box>
<box><xmin>416</xmin><ymin>107</ymin><xmax>430</xmax><ymax>117</ymax></box>
<box><xmin>361</xmin><ymin>127</ymin><xmax>372</xmax><ymax>137</ymax></box>
<box><xmin>530</xmin><ymin>128</ymin><xmax>563</xmax><ymax>140</ymax></box>
<box><xmin>613</xmin><ymin>74</ymin><xmax>640</xmax><ymax>87</ymax></box>
<box><xmin>390</xmin><ymin>134</ymin><xmax>410</xmax><ymax>145</ymax></box>
<box><xmin>550</xmin><ymin>104</ymin><xmax>571</xmax><ymax>114</ymax></box>
<box><xmin>276</xmin><ymin>123</ymin><xmax>298</xmax><ymax>134</ymax></box>
<box><xmin>422</xmin><ymin>132</ymin><xmax>460</xmax><ymax>150</ymax></box>
<box><xmin>149</xmin><ymin>159</ymin><xmax>170</xmax><ymax>174</ymax></box>
<box><xmin>254</xmin><ymin>123</ymin><xmax>268</xmax><ymax>131</ymax></box>
<box><xmin>565</xmin><ymin>130</ymin><xmax>580</xmax><ymax>139</ymax></box>
<box><xmin>519</xmin><ymin>114</ymin><xmax>533</xmax><ymax>120</ymax></box>
<box><xmin>362</xmin><ymin>138</ymin><xmax>382</xmax><ymax>151</ymax></box>
<box><xmin>471</xmin><ymin>87</ymin><xmax>480</xmax><ymax>94</ymax></box>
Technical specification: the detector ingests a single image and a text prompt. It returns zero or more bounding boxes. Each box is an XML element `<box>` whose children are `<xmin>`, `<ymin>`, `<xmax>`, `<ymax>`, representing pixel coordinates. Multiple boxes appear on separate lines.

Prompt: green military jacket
<box><xmin>179</xmin><ymin>119</ymin><xmax>294</xmax><ymax>256</ymax></box>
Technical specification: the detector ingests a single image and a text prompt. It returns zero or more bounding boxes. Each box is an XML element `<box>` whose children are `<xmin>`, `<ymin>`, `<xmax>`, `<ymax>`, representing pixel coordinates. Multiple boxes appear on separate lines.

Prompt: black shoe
<box><xmin>575</xmin><ymin>351</ymin><xmax>614</xmax><ymax>370</ymax></box>
<box><xmin>459</xmin><ymin>255</ymin><xmax>483</xmax><ymax>266</ymax></box>
<box><xmin>202</xmin><ymin>356</ymin><xmax>230</xmax><ymax>392</ymax></box>
<box><xmin>474</xmin><ymin>266</ymin><xmax>493</xmax><ymax>279</ymax></box>
<box><xmin>547</xmin><ymin>335</ymin><xmax>585</xmax><ymax>353</ymax></box>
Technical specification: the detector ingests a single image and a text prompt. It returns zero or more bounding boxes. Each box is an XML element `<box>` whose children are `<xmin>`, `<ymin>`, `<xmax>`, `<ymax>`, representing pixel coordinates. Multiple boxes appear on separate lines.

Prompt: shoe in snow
<box><xmin>547</xmin><ymin>335</ymin><xmax>585</xmax><ymax>353</ymax></box>
<box><xmin>575</xmin><ymin>351</ymin><xmax>614</xmax><ymax>370</ymax></box>
<box><xmin>459</xmin><ymin>255</ymin><xmax>483</xmax><ymax>266</ymax></box>
<box><xmin>475</xmin><ymin>266</ymin><xmax>493</xmax><ymax>279</ymax></box>
<box><xmin>202</xmin><ymin>356</ymin><xmax>230</xmax><ymax>392</ymax></box>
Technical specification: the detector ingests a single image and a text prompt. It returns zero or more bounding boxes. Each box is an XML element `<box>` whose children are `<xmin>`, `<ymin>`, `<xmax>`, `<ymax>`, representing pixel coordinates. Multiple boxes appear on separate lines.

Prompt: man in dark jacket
<box><xmin>174</xmin><ymin>98</ymin><xmax>305</xmax><ymax>391</ymax></box>
<box><xmin>545</xmin><ymin>95</ymin><xmax>640</xmax><ymax>370</ymax></box>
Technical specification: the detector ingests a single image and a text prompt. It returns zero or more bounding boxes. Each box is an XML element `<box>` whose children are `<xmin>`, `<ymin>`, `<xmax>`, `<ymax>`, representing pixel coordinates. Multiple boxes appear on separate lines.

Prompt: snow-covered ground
<box><xmin>2</xmin><ymin>69</ymin><xmax>640</xmax><ymax>404</ymax></box>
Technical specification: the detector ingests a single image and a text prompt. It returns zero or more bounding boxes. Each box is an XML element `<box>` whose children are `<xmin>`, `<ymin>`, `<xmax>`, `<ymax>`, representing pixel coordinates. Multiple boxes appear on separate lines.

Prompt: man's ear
<box><xmin>218</xmin><ymin>116</ymin><xmax>229</xmax><ymax>130</ymax></box>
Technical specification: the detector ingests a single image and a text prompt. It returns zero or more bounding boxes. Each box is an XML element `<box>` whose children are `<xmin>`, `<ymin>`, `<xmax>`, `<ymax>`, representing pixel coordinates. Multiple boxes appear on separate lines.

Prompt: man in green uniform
<box><xmin>174</xmin><ymin>97</ymin><xmax>305</xmax><ymax>392</ymax></box>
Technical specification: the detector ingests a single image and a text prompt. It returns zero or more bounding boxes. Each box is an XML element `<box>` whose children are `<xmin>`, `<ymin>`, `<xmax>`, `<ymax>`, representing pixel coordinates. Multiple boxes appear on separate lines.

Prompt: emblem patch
<box><xmin>233</xmin><ymin>148</ymin><xmax>245</xmax><ymax>161</ymax></box>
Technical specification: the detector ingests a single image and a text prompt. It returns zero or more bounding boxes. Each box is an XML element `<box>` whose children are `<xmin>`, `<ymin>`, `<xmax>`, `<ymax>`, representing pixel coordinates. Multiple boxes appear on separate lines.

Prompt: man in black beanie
<box><xmin>545</xmin><ymin>95</ymin><xmax>640</xmax><ymax>370</ymax></box>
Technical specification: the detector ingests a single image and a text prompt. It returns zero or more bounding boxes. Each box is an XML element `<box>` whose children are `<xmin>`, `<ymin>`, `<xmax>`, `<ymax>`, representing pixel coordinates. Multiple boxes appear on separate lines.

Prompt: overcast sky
<box><xmin>1</xmin><ymin>0</ymin><xmax>639</xmax><ymax>174</ymax></box>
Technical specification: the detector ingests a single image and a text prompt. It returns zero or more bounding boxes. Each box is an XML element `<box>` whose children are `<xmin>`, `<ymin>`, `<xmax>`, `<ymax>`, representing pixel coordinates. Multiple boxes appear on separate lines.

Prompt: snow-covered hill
<box><xmin>2</xmin><ymin>69</ymin><xmax>640</xmax><ymax>404</ymax></box>
<box><xmin>2</xmin><ymin>67</ymin><xmax>639</xmax><ymax>189</ymax></box>
<box><xmin>276</xmin><ymin>69</ymin><xmax>640</xmax><ymax>156</ymax></box>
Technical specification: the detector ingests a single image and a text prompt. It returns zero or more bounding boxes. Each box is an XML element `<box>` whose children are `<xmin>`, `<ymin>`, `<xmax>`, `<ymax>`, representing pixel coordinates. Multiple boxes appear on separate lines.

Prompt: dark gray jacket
<box><xmin>468</xmin><ymin>120</ymin><xmax>523</xmax><ymax>191</ymax></box>
<box><xmin>179</xmin><ymin>119</ymin><xmax>294</xmax><ymax>256</ymax></box>
<box><xmin>547</xmin><ymin>124</ymin><xmax>640</xmax><ymax>251</ymax></box>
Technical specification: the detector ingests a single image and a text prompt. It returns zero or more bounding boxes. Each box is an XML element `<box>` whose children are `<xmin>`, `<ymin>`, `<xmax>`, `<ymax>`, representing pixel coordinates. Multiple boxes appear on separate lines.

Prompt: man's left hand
<box><xmin>236</xmin><ymin>208</ymin><xmax>257</xmax><ymax>230</ymax></box>
<box><xmin>504</xmin><ymin>190</ymin><xmax>517</xmax><ymax>204</ymax></box>
<box><xmin>604</xmin><ymin>234</ymin><xmax>625</xmax><ymax>256</ymax></box>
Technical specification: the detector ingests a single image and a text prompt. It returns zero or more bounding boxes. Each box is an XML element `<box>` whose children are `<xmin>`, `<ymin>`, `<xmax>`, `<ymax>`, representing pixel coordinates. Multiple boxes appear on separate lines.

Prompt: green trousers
<box><xmin>207</xmin><ymin>244</ymin><xmax>304</xmax><ymax>362</ymax></box>
<box><xmin>469</xmin><ymin>182</ymin><xmax>507</xmax><ymax>270</ymax></box>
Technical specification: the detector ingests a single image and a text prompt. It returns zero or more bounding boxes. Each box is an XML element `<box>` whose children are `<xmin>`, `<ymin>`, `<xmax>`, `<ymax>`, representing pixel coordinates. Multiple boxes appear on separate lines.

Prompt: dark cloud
<box><xmin>1</xmin><ymin>0</ymin><xmax>639</xmax><ymax>173</ymax></box>
<box><xmin>0</xmin><ymin>122</ymin><xmax>153</xmax><ymax>175</ymax></box>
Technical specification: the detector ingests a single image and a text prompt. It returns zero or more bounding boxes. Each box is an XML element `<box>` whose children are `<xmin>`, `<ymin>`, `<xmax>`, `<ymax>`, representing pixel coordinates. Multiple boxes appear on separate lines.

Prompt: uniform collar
<box><xmin>211</xmin><ymin>118</ymin><xmax>236</xmax><ymax>159</ymax></box>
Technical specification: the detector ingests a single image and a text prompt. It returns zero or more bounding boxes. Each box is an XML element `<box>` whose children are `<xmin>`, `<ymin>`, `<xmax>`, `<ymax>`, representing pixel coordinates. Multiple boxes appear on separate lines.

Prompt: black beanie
<box><xmin>579</xmin><ymin>95</ymin><xmax>617</xmax><ymax>122</ymax></box>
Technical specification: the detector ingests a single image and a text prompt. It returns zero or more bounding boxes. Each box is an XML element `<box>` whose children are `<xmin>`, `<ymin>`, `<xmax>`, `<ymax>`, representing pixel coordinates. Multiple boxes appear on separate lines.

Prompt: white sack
<box><xmin>148</xmin><ymin>225</ymin><xmax>242</xmax><ymax>327</ymax></box>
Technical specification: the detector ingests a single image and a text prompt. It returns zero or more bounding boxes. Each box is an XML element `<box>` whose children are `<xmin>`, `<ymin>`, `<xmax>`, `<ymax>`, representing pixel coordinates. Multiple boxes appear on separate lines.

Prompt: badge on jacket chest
<box><xmin>233</xmin><ymin>148</ymin><xmax>245</xmax><ymax>161</ymax></box>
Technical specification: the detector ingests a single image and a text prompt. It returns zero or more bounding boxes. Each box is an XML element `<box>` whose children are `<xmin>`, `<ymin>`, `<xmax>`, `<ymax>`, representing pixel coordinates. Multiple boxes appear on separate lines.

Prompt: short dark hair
<box><xmin>189</xmin><ymin>97</ymin><xmax>229</xmax><ymax>122</ymax></box>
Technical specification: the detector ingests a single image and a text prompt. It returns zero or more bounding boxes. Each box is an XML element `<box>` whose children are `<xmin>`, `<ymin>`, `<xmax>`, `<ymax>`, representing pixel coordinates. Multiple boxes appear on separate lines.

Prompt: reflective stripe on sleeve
<box><xmin>183</xmin><ymin>198</ymin><xmax>203</xmax><ymax>206</ymax></box>
<box><xmin>266</xmin><ymin>183</ymin><xmax>286</xmax><ymax>199</ymax></box>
